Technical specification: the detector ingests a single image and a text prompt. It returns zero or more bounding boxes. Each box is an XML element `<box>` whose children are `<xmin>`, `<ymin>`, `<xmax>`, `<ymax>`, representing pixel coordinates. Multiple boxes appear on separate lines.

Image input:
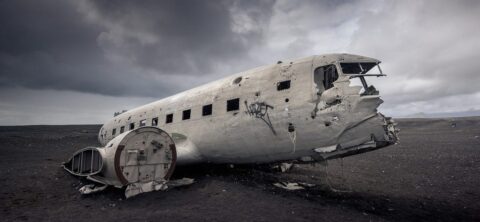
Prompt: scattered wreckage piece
<box><xmin>78</xmin><ymin>178</ymin><xmax>195</xmax><ymax>197</ymax></box>
<box><xmin>280</xmin><ymin>162</ymin><xmax>294</xmax><ymax>172</ymax></box>
<box><xmin>124</xmin><ymin>178</ymin><xmax>195</xmax><ymax>198</ymax></box>
<box><xmin>64</xmin><ymin>127</ymin><xmax>178</xmax><ymax>198</ymax></box>
<box><xmin>273</xmin><ymin>182</ymin><xmax>316</xmax><ymax>191</ymax></box>
<box><xmin>79</xmin><ymin>184</ymin><xmax>108</xmax><ymax>195</ymax></box>
<box><xmin>270</xmin><ymin>162</ymin><xmax>294</xmax><ymax>172</ymax></box>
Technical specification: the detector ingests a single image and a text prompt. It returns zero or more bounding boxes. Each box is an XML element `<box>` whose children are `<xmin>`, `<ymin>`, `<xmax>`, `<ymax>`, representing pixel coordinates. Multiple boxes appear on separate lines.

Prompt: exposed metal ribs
<box><xmin>63</xmin><ymin>147</ymin><xmax>103</xmax><ymax>176</ymax></box>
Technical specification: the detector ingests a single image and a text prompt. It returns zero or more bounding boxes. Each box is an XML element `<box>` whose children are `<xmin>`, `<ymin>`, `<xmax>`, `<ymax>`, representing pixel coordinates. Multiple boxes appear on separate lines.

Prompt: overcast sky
<box><xmin>1</xmin><ymin>0</ymin><xmax>479</xmax><ymax>125</ymax></box>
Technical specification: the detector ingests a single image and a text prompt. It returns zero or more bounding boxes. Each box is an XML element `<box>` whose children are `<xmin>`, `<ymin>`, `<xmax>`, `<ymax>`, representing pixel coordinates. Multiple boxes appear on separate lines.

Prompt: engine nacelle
<box><xmin>64</xmin><ymin>127</ymin><xmax>177</xmax><ymax>189</ymax></box>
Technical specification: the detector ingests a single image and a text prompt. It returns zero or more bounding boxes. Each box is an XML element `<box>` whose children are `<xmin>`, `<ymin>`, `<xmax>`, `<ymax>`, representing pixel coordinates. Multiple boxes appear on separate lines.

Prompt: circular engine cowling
<box><xmin>91</xmin><ymin>127</ymin><xmax>177</xmax><ymax>187</ymax></box>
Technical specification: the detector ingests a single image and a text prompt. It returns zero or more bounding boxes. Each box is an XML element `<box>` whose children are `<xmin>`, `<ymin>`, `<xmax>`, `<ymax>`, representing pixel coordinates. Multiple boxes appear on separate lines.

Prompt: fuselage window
<box><xmin>227</xmin><ymin>98</ymin><xmax>240</xmax><ymax>111</ymax></box>
<box><xmin>120</xmin><ymin>126</ymin><xmax>125</xmax><ymax>134</ymax></box>
<box><xmin>139</xmin><ymin>119</ymin><xmax>146</xmax><ymax>127</ymax></box>
<box><xmin>314</xmin><ymin>64</ymin><xmax>338</xmax><ymax>92</ymax></box>
<box><xmin>152</xmin><ymin>117</ymin><xmax>158</xmax><ymax>126</ymax></box>
<box><xmin>166</xmin><ymin>114</ymin><xmax>173</xmax><ymax>124</ymax></box>
<box><xmin>112</xmin><ymin>128</ymin><xmax>116</xmax><ymax>136</ymax></box>
<box><xmin>129</xmin><ymin>123</ymin><xmax>135</xmax><ymax>130</ymax></box>
<box><xmin>182</xmin><ymin>109</ymin><xmax>191</xmax><ymax>120</ymax></box>
<box><xmin>203</xmin><ymin>104</ymin><xmax>212</xmax><ymax>116</ymax></box>
<box><xmin>277</xmin><ymin>80</ymin><xmax>291</xmax><ymax>91</ymax></box>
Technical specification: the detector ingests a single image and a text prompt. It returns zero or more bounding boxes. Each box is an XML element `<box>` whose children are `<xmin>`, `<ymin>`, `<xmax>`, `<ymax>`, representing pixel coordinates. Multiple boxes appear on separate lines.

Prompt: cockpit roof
<box><xmin>313</xmin><ymin>53</ymin><xmax>380</xmax><ymax>68</ymax></box>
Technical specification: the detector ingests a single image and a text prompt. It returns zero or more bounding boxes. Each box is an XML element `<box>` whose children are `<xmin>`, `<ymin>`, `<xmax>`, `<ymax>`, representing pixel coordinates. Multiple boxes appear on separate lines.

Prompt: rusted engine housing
<box><xmin>64</xmin><ymin>127</ymin><xmax>177</xmax><ymax>188</ymax></box>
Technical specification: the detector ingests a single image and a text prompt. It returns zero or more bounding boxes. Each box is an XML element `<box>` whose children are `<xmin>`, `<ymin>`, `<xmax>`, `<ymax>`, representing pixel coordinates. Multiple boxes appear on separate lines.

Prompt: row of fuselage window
<box><xmin>107</xmin><ymin>79</ymin><xmax>292</xmax><ymax>138</ymax></box>
<box><xmin>109</xmin><ymin>98</ymin><xmax>241</xmax><ymax>137</ymax></box>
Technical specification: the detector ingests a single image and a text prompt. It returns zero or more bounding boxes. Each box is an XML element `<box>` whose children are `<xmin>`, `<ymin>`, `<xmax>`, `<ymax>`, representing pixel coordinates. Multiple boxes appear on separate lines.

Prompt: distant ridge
<box><xmin>401</xmin><ymin>109</ymin><xmax>480</xmax><ymax>118</ymax></box>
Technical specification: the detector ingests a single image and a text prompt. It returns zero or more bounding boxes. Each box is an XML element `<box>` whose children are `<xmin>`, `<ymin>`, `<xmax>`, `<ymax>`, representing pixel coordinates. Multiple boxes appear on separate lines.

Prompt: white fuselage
<box><xmin>98</xmin><ymin>54</ymin><xmax>397</xmax><ymax>165</ymax></box>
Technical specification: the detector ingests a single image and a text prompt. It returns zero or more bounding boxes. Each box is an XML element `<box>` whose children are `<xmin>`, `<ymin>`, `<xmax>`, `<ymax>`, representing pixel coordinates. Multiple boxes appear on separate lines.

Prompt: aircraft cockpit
<box><xmin>339</xmin><ymin>62</ymin><xmax>386</xmax><ymax>96</ymax></box>
<box><xmin>313</xmin><ymin>55</ymin><xmax>386</xmax><ymax>97</ymax></box>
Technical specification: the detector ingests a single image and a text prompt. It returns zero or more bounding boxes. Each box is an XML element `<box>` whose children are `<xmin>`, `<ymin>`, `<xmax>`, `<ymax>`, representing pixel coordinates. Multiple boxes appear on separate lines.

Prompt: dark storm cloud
<box><xmin>0</xmin><ymin>0</ymin><xmax>156</xmax><ymax>96</ymax></box>
<box><xmin>87</xmin><ymin>0</ymin><xmax>273</xmax><ymax>74</ymax></box>
<box><xmin>0</xmin><ymin>0</ymin><xmax>107</xmax><ymax>91</ymax></box>
<box><xmin>0</xmin><ymin>0</ymin><xmax>275</xmax><ymax>97</ymax></box>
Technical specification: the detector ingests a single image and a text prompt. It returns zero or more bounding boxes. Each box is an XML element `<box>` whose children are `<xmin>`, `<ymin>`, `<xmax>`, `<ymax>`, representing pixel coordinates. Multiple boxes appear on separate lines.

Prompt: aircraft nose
<box><xmin>316</xmin><ymin>113</ymin><xmax>399</xmax><ymax>160</ymax></box>
<box><xmin>338</xmin><ymin>113</ymin><xmax>397</xmax><ymax>148</ymax></box>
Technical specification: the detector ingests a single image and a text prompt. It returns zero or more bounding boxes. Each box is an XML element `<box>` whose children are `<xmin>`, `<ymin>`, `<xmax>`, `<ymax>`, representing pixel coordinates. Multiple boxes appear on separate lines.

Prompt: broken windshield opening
<box><xmin>340</xmin><ymin>62</ymin><xmax>377</xmax><ymax>74</ymax></box>
<box><xmin>341</xmin><ymin>62</ymin><xmax>381</xmax><ymax>96</ymax></box>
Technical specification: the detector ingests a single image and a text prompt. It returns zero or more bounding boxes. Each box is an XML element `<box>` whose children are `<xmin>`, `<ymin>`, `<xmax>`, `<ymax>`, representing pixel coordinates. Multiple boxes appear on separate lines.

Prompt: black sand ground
<box><xmin>0</xmin><ymin>117</ymin><xmax>479</xmax><ymax>221</ymax></box>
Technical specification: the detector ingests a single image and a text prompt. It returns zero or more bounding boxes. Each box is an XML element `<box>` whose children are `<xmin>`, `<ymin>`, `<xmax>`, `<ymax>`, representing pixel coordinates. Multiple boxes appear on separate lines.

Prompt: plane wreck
<box><xmin>64</xmin><ymin>53</ymin><xmax>398</xmax><ymax>198</ymax></box>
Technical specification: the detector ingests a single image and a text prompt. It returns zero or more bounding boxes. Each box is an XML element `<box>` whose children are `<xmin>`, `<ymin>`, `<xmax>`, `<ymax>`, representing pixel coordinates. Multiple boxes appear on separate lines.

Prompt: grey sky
<box><xmin>0</xmin><ymin>0</ymin><xmax>479</xmax><ymax>125</ymax></box>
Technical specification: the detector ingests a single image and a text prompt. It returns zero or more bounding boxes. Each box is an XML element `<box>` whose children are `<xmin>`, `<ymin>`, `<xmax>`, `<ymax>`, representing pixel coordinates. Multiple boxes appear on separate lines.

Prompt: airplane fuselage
<box><xmin>98</xmin><ymin>53</ymin><xmax>398</xmax><ymax>165</ymax></box>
